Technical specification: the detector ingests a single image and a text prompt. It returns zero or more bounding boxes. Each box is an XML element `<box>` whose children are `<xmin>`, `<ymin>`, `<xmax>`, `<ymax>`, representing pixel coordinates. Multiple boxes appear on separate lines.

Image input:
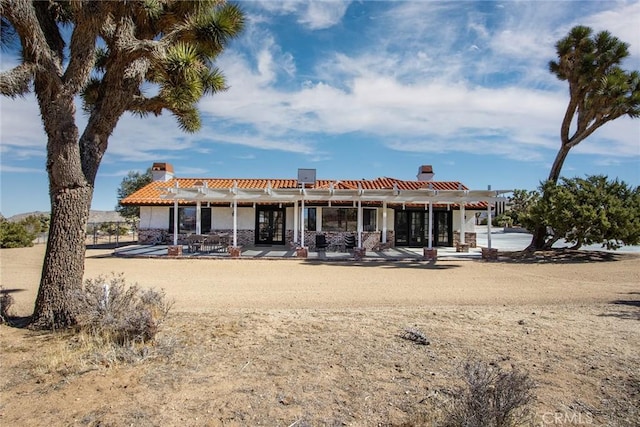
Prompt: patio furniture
<box><xmin>186</xmin><ymin>234</ymin><xmax>207</xmax><ymax>253</ymax></box>
<box><xmin>204</xmin><ymin>233</ymin><xmax>229</xmax><ymax>253</ymax></box>
<box><xmin>315</xmin><ymin>234</ymin><xmax>329</xmax><ymax>251</ymax></box>
<box><xmin>344</xmin><ymin>233</ymin><xmax>356</xmax><ymax>252</ymax></box>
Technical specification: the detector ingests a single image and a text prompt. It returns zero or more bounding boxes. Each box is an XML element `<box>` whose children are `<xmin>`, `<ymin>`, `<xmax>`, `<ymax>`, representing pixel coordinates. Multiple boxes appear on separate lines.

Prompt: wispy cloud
<box><xmin>1</xmin><ymin>0</ymin><xmax>638</xmax><ymax>206</ymax></box>
<box><xmin>251</xmin><ymin>0</ymin><xmax>351</xmax><ymax>30</ymax></box>
<box><xmin>0</xmin><ymin>164</ymin><xmax>45</xmax><ymax>174</ymax></box>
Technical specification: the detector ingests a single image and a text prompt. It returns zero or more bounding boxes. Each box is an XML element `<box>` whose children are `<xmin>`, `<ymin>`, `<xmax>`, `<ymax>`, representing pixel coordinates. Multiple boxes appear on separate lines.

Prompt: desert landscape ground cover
<box><xmin>1</xmin><ymin>245</ymin><xmax>639</xmax><ymax>426</ymax></box>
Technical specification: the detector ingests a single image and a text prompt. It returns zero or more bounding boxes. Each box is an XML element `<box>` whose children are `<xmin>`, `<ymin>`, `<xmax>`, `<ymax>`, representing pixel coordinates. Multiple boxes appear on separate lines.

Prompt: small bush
<box><xmin>399</xmin><ymin>327</ymin><xmax>431</xmax><ymax>345</ymax></box>
<box><xmin>0</xmin><ymin>286</ymin><xmax>14</xmax><ymax>324</ymax></box>
<box><xmin>74</xmin><ymin>274</ymin><xmax>173</xmax><ymax>346</ymax></box>
<box><xmin>443</xmin><ymin>360</ymin><xmax>536</xmax><ymax>427</ymax></box>
<box><xmin>0</xmin><ymin>217</ymin><xmax>37</xmax><ymax>248</ymax></box>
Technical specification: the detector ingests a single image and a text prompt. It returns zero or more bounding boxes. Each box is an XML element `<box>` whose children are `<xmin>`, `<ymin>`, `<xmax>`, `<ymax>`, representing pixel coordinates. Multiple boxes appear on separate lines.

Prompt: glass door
<box><xmin>255</xmin><ymin>206</ymin><xmax>286</xmax><ymax>245</ymax></box>
<box><xmin>395</xmin><ymin>210</ymin><xmax>426</xmax><ymax>247</ymax></box>
<box><xmin>434</xmin><ymin>211</ymin><xmax>452</xmax><ymax>246</ymax></box>
<box><xmin>408</xmin><ymin>211</ymin><xmax>425</xmax><ymax>246</ymax></box>
<box><xmin>395</xmin><ymin>211</ymin><xmax>408</xmax><ymax>245</ymax></box>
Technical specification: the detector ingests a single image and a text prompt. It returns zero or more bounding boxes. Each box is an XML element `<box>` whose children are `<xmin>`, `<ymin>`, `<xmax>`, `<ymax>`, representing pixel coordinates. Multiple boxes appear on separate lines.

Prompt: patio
<box><xmin>112</xmin><ymin>227</ymin><xmax>533</xmax><ymax>261</ymax></box>
<box><xmin>113</xmin><ymin>243</ymin><xmax>484</xmax><ymax>260</ymax></box>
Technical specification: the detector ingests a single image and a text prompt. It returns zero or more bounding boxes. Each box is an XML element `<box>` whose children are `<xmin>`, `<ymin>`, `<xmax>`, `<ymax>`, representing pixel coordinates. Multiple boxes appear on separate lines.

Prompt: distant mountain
<box><xmin>5</xmin><ymin>211</ymin><xmax>50</xmax><ymax>222</ymax></box>
<box><xmin>6</xmin><ymin>210</ymin><xmax>127</xmax><ymax>223</ymax></box>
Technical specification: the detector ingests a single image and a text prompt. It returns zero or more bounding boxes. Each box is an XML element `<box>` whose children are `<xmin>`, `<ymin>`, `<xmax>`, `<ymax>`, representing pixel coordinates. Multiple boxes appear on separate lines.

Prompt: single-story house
<box><xmin>120</xmin><ymin>163</ymin><xmax>509</xmax><ymax>251</ymax></box>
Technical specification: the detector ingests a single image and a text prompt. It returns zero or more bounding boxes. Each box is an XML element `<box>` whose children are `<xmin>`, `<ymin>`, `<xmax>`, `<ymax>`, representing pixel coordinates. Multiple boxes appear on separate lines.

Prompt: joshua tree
<box><xmin>529</xmin><ymin>25</ymin><xmax>640</xmax><ymax>250</ymax></box>
<box><xmin>0</xmin><ymin>0</ymin><xmax>244</xmax><ymax>329</ymax></box>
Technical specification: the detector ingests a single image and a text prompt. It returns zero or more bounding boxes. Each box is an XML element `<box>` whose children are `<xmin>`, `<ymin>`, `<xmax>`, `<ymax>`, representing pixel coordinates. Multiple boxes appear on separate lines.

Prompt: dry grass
<box><xmin>0</xmin><ymin>246</ymin><xmax>638</xmax><ymax>425</ymax></box>
<box><xmin>2</xmin><ymin>304</ymin><xmax>639</xmax><ymax>426</ymax></box>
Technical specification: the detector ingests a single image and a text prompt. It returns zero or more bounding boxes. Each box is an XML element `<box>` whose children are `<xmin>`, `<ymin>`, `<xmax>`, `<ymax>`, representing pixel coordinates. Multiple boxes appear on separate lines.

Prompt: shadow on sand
<box><xmin>599</xmin><ymin>293</ymin><xmax>640</xmax><ymax>321</ymax></box>
<box><xmin>303</xmin><ymin>259</ymin><xmax>462</xmax><ymax>270</ymax></box>
<box><xmin>497</xmin><ymin>249</ymin><xmax>635</xmax><ymax>264</ymax></box>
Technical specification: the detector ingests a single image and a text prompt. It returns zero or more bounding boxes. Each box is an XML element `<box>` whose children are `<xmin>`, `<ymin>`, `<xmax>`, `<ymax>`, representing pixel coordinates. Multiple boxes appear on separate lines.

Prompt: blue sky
<box><xmin>1</xmin><ymin>0</ymin><xmax>639</xmax><ymax>218</ymax></box>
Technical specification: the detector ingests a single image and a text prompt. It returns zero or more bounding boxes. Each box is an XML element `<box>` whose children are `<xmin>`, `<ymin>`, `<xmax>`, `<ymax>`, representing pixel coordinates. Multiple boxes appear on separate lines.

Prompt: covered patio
<box><xmin>157</xmin><ymin>180</ymin><xmax>510</xmax><ymax>254</ymax></box>
<box><xmin>113</xmin><ymin>242</ymin><xmax>484</xmax><ymax>260</ymax></box>
<box><xmin>113</xmin><ymin>223</ymin><xmax>526</xmax><ymax>261</ymax></box>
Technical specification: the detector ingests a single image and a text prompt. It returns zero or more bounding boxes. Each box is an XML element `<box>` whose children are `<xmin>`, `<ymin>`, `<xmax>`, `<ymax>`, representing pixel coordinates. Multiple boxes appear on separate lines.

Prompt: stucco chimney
<box><xmin>417</xmin><ymin>165</ymin><xmax>434</xmax><ymax>181</ymax></box>
<box><xmin>151</xmin><ymin>162</ymin><xmax>174</xmax><ymax>181</ymax></box>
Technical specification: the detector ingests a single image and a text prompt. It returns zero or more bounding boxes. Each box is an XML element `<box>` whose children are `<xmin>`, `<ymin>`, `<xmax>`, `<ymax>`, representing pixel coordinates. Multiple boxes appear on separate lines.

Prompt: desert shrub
<box><xmin>0</xmin><ymin>286</ymin><xmax>14</xmax><ymax>324</ymax></box>
<box><xmin>0</xmin><ymin>217</ymin><xmax>37</xmax><ymax>248</ymax></box>
<box><xmin>399</xmin><ymin>327</ymin><xmax>431</xmax><ymax>345</ymax></box>
<box><xmin>74</xmin><ymin>274</ymin><xmax>172</xmax><ymax>346</ymax></box>
<box><xmin>442</xmin><ymin>360</ymin><xmax>536</xmax><ymax>427</ymax></box>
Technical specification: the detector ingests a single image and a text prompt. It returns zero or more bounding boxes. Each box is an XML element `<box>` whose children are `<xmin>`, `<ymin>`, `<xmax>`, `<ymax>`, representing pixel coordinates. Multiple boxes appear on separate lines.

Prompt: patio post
<box><xmin>301</xmin><ymin>197</ymin><xmax>305</xmax><ymax>247</ymax></box>
<box><xmin>232</xmin><ymin>199</ymin><xmax>238</xmax><ymax>247</ymax></box>
<box><xmin>293</xmin><ymin>199</ymin><xmax>299</xmax><ymax>244</ymax></box>
<box><xmin>357</xmin><ymin>199</ymin><xmax>362</xmax><ymax>248</ymax></box>
<box><xmin>459</xmin><ymin>203</ymin><xmax>466</xmax><ymax>244</ymax></box>
<box><xmin>382</xmin><ymin>201</ymin><xmax>387</xmax><ymax>244</ymax></box>
<box><xmin>196</xmin><ymin>200</ymin><xmax>201</xmax><ymax>235</ymax></box>
<box><xmin>173</xmin><ymin>199</ymin><xmax>178</xmax><ymax>246</ymax></box>
<box><xmin>487</xmin><ymin>186</ymin><xmax>492</xmax><ymax>250</ymax></box>
<box><xmin>428</xmin><ymin>201</ymin><xmax>433</xmax><ymax>249</ymax></box>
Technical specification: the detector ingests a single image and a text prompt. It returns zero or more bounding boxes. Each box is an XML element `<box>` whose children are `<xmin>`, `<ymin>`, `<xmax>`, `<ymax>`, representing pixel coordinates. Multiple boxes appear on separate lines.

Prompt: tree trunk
<box><xmin>31</xmin><ymin>185</ymin><xmax>92</xmax><ymax>329</ymax></box>
<box><xmin>30</xmin><ymin>89</ymin><xmax>93</xmax><ymax>329</ymax></box>
<box><xmin>528</xmin><ymin>226</ymin><xmax>547</xmax><ymax>251</ymax></box>
<box><xmin>547</xmin><ymin>145</ymin><xmax>571</xmax><ymax>184</ymax></box>
<box><xmin>528</xmin><ymin>145</ymin><xmax>571</xmax><ymax>251</ymax></box>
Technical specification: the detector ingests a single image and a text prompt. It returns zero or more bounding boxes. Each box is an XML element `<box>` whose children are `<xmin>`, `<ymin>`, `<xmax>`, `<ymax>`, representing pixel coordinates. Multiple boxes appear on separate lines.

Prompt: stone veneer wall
<box><xmin>139</xmin><ymin>229</ymin><xmax>255</xmax><ymax>247</ymax></box>
<box><xmin>302</xmin><ymin>231</ymin><xmax>395</xmax><ymax>251</ymax></box>
<box><xmin>453</xmin><ymin>231</ymin><xmax>477</xmax><ymax>248</ymax></box>
<box><xmin>217</xmin><ymin>229</ymin><xmax>254</xmax><ymax>247</ymax></box>
<box><xmin>139</xmin><ymin>228</ymin><xmax>397</xmax><ymax>250</ymax></box>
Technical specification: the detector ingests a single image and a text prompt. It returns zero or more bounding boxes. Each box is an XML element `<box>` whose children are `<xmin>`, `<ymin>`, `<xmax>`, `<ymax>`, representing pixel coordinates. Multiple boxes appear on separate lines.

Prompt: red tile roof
<box><xmin>121</xmin><ymin>176</ymin><xmax>470</xmax><ymax>206</ymax></box>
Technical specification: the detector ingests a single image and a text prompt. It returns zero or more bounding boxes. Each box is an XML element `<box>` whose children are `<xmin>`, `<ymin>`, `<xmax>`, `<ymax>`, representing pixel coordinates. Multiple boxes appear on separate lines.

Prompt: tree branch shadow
<box><xmin>498</xmin><ymin>249</ymin><xmax>636</xmax><ymax>264</ymax></box>
<box><xmin>599</xmin><ymin>294</ymin><xmax>640</xmax><ymax>320</ymax></box>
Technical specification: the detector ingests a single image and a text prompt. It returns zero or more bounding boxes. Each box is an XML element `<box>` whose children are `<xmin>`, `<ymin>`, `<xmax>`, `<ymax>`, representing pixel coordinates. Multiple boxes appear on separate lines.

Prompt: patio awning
<box><xmin>159</xmin><ymin>181</ymin><xmax>510</xmax><ymax>205</ymax></box>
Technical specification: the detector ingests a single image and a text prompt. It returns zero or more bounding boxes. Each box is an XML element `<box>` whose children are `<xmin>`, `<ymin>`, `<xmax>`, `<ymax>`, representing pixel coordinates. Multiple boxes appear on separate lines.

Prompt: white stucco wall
<box><xmin>452</xmin><ymin>209</ymin><xmax>482</xmax><ymax>231</ymax></box>
<box><xmin>378</xmin><ymin>208</ymin><xmax>395</xmax><ymax>231</ymax></box>
<box><xmin>138</xmin><ymin>205</ymin><xmax>482</xmax><ymax>233</ymax></box>
<box><xmin>211</xmin><ymin>206</ymin><xmax>255</xmax><ymax>229</ymax></box>
<box><xmin>139</xmin><ymin>206</ymin><xmax>170</xmax><ymax>230</ymax></box>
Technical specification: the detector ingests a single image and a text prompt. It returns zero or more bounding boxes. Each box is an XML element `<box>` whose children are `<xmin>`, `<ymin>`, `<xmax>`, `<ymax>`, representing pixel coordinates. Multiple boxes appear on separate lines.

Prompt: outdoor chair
<box><xmin>315</xmin><ymin>234</ymin><xmax>329</xmax><ymax>251</ymax></box>
<box><xmin>186</xmin><ymin>234</ymin><xmax>206</xmax><ymax>253</ymax></box>
<box><xmin>344</xmin><ymin>233</ymin><xmax>356</xmax><ymax>252</ymax></box>
<box><xmin>206</xmin><ymin>233</ymin><xmax>229</xmax><ymax>253</ymax></box>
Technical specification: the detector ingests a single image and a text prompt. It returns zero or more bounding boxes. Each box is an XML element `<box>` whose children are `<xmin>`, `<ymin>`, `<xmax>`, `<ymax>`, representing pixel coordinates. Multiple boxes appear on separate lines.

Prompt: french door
<box><xmin>255</xmin><ymin>206</ymin><xmax>286</xmax><ymax>245</ymax></box>
<box><xmin>395</xmin><ymin>210</ymin><xmax>452</xmax><ymax>247</ymax></box>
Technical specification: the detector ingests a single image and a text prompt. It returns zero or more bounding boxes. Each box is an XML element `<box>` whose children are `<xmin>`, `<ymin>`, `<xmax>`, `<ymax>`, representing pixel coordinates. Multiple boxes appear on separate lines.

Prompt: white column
<box><xmin>232</xmin><ymin>199</ymin><xmax>238</xmax><ymax>247</ymax></box>
<box><xmin>196</xmin><ymin>201</ymin><xmax>201</xmax><ymax>235</ymax></box>
<box><xmin>487</xmin><ymin>200</ymin><xmax>493</xmax><ymax>250</ymax></box>
<box><xmin>357</xmin><ymin>200</ymin><xmax>362</xmax><ymax>248</ymax></box>
<box><xmin>173</xmin><ymin>200</ymin><xmax>179</xmax><ymax>245</ymax></box>
<box><xmin>428</xmin><ymin>201</ymin><xmax>433</xmax><ymax>249</ymax></box>
<box><xmin>460</xmin><ymin>203</ymin><xmax>466</xmax><ymax>244</ymax></box>
<box><xmin>316</xmin><ymin>207</ymin><xmax>322</xmax><ymax>231</ymax></box>
<box><xmin>382</xmin><ymin>201</ymin><xmax>387</xmax><ymax>244</ymax></box>
<box><xmin>293</xmin><ymin>200</ymin><xmax>299</xmax><ymax>244</ymax></box>
<box><xmin>301</xmin><ymin>198</ymin><xmax>305</xmax><ymax>247</ymax></box>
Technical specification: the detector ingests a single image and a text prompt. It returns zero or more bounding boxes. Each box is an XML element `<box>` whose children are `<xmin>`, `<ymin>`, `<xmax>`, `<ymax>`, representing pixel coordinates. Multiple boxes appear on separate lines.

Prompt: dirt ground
<box><xmin>1</xmin><ymin>245</ymin><xmax>639</xmax><ymax>426</ymax></box>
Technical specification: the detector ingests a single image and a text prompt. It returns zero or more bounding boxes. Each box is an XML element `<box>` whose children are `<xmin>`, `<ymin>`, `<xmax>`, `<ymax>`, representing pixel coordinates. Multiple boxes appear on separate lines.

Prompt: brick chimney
<box><xmin>416</xmin><ymin>165</ymin><xmax>434</xmax><ymax>181</ymax></box>
<box><xmin>151</xmin><ymin>162</ymin><xmax>174</xmax><ymax>181</ymax></box>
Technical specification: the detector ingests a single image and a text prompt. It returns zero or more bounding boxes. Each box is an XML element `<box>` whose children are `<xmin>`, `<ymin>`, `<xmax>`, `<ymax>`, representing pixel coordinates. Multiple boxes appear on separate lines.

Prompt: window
<box><xmin>321</xmin><ymin>207</ymin><xmax>357</xmax><ymax>231</ymax></box>
<box><xmin>363</xmin><ymin>208</ymin><xmax>377</xmax><ymax>231</ymax></box>
<box><xmin>320</xmin><ymin>207</ymin><xmax>377</xmax><ymax>231</ymax></box>
<box><xmin>169</xmin><ymin>207</ymin><xmax>211</xmax><ymax>233</ymax></box>
<box><xmin>304</xmin><ymin>207</ymin><xmax>316</xmax><ymax>231</ymax></box>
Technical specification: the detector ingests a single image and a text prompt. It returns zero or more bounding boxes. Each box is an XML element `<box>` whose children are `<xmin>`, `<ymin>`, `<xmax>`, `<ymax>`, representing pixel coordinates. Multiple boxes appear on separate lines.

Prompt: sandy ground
<box><xmin>1</xmin><ymin>245</ymin><xmax>639</xmax><ymax>426</ymax></box>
